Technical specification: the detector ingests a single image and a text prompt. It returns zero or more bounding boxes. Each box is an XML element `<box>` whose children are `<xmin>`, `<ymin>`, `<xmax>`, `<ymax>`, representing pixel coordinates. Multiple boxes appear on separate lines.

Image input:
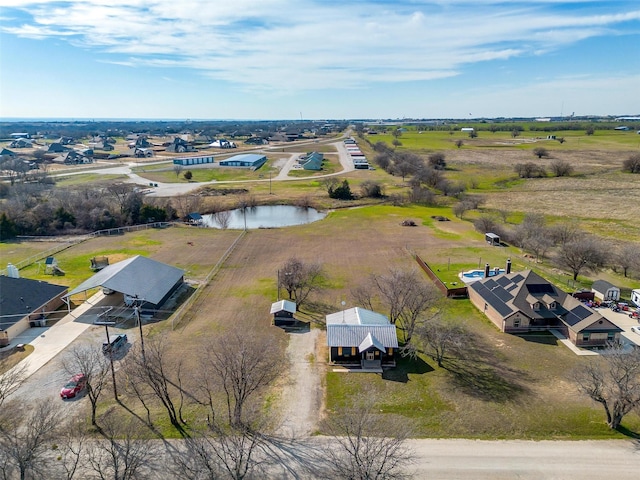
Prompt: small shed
<box><xmin>270</xmin><ymin>300</ymin><xmax>297</xmax><ymax>327</ymax></box>
<box><xmin>485</xmin><ymin>232</ymin><xmax>500</xmax><ymax>246</ymax></box>
<box><xmin>591</xmin><ymin>280</ymin><xmax>620</xmax><ymax>302</ymax></box>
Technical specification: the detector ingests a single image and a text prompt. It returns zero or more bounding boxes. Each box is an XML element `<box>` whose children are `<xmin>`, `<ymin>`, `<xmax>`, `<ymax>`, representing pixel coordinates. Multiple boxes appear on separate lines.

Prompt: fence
<box><xmin>1</xmin><ymin>222</ymin><xmax>179</xmax><ymax>276</ymax></box>
<box><xmin>413</xmin><ymin>253</ymin><xmax>468</xmax><ymax>298</ymax></box>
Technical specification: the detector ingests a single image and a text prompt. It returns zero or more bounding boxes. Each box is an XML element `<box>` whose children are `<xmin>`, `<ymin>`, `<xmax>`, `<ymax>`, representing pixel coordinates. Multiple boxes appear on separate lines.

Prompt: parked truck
<box><xmin>632</xmin><ymin>289</ymin><xmax>640</xmax><ymax>308</ymax></box>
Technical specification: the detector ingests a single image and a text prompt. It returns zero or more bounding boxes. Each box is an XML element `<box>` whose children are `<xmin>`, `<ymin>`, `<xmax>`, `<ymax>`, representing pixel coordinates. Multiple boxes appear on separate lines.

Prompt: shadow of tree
<box><xmin>442</xmin><ymin>336</ymin><xmax>530</xmax><ymax>402</ymax></box>
<box><xmin>616</xmin><ymin>425</ymin><xmax>640</xmax><ymax>440</ymax></box>
<box><xmin>382</xmin><ymin>356</ymin><xmax>433</xmax><ymax>383</ymax></box>
<box><xmin>515</xmin><ymin>332</ymin><xmax>558</xmax><ymax>346</ymax></box>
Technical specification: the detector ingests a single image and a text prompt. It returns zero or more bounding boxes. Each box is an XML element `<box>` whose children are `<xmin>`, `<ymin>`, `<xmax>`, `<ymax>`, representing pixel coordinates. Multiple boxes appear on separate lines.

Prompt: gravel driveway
<box><xmin>276</xmin><ymin>328</ymin><xmax>322</xmax><ymax>438</ymax></box>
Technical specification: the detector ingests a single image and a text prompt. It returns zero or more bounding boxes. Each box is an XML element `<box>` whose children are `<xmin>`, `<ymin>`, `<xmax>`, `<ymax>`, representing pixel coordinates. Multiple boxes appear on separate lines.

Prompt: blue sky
<box><xmin>1</xmin><ymin>1</ymin><xmax>639</xmax><ymax>120</ymax></box>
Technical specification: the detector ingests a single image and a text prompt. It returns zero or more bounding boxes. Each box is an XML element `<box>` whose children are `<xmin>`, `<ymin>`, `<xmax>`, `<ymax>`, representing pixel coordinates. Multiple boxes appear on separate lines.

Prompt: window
<box><xmin>608</xmin><ymin>333</ymin><xmax>615</xmax><ymax>341</ymax></box>
<box><xmin>583</xmin><ymin>333</ymin><xmax>590</xmax><ymax>342</ymax></box>
<box><xmin>514</xmin><ymin>319</ymin><xmax>521</xmax><ymax>328</ymax></box>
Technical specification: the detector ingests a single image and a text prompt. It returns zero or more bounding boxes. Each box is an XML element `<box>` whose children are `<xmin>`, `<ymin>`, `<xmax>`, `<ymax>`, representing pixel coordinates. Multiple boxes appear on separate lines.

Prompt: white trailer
<box><xmin>631</xmin><ymin>289</ymin><xmax>640</xmax><ymax>308</ymax></box>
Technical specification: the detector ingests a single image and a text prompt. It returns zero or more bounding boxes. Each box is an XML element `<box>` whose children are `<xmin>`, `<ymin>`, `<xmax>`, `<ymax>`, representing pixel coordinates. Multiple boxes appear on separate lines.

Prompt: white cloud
<box><xmin>2</xmin><ymin>1</ymin><xmax>639</xmax><ymax>93</ymax></box>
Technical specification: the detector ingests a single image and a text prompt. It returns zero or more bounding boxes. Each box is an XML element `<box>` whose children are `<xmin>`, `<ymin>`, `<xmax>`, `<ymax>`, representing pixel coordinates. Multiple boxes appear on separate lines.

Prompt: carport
<box><xmin>63</xmin><ymin>255</ymin><xmax>185</xmax><ymax>312</ymax></box>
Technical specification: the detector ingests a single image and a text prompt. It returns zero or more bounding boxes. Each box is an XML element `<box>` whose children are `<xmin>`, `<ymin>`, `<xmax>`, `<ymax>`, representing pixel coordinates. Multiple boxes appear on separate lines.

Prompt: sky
<box><xmin>1</xmin><ymin>0</ymin><xmax>639</xmax><ymax>120</ymax></box>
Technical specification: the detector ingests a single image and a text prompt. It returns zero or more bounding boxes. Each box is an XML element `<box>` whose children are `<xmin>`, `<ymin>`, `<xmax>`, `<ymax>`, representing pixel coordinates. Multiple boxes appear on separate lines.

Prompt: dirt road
<box><xmin>276</xmin><ymin>328</ymin><xmax>322</xmax><ymax>438</ymax></box>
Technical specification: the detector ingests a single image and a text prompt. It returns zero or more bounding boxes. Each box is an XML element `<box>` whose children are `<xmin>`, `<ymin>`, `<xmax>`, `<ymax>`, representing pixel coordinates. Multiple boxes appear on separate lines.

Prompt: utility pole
<box><xmin>134</xmin><ymin>295</ymin><xmax>146</xmax><ymax>363</ymax></box>
<box><xmin>95</xmin><ymin>320</ymin><xmax>118</xmax><ymax>401</ymax></box>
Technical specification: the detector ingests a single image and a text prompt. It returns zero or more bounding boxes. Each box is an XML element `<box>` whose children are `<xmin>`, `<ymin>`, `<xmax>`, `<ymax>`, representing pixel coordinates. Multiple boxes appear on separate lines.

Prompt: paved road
<box><xmin>50</xmin><ymin>135</ymin><xmax>357</xmax><ymax>198</ymax></box>
<box><xmin>405</xmin><ymin>438</ymin><xmax>640</xmax><ymax>479</ymax></box>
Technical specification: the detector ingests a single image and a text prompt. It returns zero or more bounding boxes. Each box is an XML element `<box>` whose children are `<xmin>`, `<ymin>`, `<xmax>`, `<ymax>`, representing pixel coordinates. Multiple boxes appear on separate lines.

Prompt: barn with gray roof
<box><xmin>64</xmin><ymin>255</ymin><xmax>184</xmax><ymax>311</ymax></box>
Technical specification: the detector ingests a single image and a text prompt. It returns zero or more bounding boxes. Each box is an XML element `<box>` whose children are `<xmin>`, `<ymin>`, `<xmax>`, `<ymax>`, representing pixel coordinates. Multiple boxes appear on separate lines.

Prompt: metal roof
<box><xmin>270</xmin><ymin>300</ymin><xmax>296</xmax><ymax>314</ymax></box>
<box><xmin>358</xmin><ymin>332</ymin><xmax>386</xmax><ymax>352</ymax></box>
<box><xmin>325</xmin><ymin>307</ymin><xmax>390</xmax><ymax>326</ymax></box>
<box><xmin>327</xmin><ymin>324</ymin><xmax>398</xmax><ymax>348</ymax></box>
<box><xmin>64</xmin><ymin>255</ymin><xmax>184</xmax><ymax>305</ymax></box>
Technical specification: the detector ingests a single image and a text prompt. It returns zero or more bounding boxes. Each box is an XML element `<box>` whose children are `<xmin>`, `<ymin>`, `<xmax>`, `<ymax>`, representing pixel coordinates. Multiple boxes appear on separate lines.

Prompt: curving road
<box><xmin>51</xmin><ymin>135</ymin><xmax>357</xmax><ymax>198</ymax></box>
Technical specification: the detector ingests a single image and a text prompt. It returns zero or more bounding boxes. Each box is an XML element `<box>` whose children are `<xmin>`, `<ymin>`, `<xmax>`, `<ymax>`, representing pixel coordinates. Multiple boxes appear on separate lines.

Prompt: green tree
<box><xmin>0</xmin><ymin>213</ymin><xmax>18</xmax><ymax>240</ymax></box>
<box><xmin>183</xmin><ymin>170</ymin><xmax>193</xmax><ymax>181</ymax></box>
<box><xmin>328</xmin><ymin>179</ymin><xmax>353</xmax><ymax>200</ymax></box>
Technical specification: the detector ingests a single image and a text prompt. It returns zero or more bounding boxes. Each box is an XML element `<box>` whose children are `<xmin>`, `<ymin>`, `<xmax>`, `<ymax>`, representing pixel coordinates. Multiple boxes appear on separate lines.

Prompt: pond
<box><xmin>201</xmin><ymin>205</ymin><xmax>327</xmax><ymax>229</ymax></box>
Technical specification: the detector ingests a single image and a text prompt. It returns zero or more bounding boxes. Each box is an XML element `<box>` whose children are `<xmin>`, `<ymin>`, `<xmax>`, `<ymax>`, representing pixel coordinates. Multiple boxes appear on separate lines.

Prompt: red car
<box><xmin>60</xmin><ymin>374</ymin><xmax>86</xmax><ymax>399</ymax></box>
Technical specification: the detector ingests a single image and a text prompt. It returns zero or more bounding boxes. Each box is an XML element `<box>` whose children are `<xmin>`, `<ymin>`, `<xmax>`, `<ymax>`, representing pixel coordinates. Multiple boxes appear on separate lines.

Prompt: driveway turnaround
<box><xmin>5</xmin><ymin>291</ymin><xmax>105</xmax><ymax>380</ymax></box>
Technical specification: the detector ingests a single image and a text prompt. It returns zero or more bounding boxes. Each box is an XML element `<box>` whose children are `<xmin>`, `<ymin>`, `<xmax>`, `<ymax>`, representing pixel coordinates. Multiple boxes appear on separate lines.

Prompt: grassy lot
<box><xmin>6</xmin><ymin>202</ymin><xmax>639</xmax><ymax>439</ymax></box>
<box><xmin>4</xmin><ymin>128</ymin><xmax>640</xmax><ymax>440</ymax></box>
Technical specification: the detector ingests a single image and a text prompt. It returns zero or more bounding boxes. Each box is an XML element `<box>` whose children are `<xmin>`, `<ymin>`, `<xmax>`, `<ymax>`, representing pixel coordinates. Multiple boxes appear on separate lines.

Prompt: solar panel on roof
<box><xmin>570</xmin><ymin>305</ymin><xmax>593</xmax><ymax>321</ymax></box>
<box><xmin>527</xmin><ymin>284</ymin><xmax>554</xmax><ymax>294</ymax></box>
<box><xmin>495</xmin><ymin>276</ymin><xmax>512</xmax><ymax>287</ymax></box>
<box><xmin>494</xmin><ymin>288</ymin><xmax>514</xmax><ymax>303</ymax></box>
<box><xmin>510</xmin><ymin>274</ymin><xmax>524</xmax><ymax>283</ymax></box>
<box><xmin>506</xmin><ymin>284</ymin><xmax>518</xmax><ymax>292</ymax></box>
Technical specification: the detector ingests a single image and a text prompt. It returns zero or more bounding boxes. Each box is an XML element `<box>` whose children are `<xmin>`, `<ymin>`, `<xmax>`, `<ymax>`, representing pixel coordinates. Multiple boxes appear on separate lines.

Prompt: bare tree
<box><xmin>62</xmin><ymin>344</ymin><xmax>111</xmax><ymax>426</ymax></box>
<box><xmin>106</xmin><ymin>184</ymin><xmax>135</xmax><ymax>214</ymax></box>
<box><xmin>173</xmin><ymin>194</ymin><xmax>203</xmax><ymax>219</ymax></box>
<box><xmin>455</xmin><ymin>139</ymin><xmax>463</xmax><ymax>148</ymax></box>
<box><xmin>427</xmin><ymin>152</ymin><xmax>446</xmax><ymax>170</ymax></box>
<box><xmin>556</xmin><ymin>235</ymin><xmax>606</xmax><ymax>280</ymax></box>
<box><xmin>172</xmin><ymin>414</ymin><xmax>270</xmax><ymax>480</ymax></box>
<box><xmin>201</xmin><ymin>329</ymin><xmax>284</xmax><ymax>427</ymax></box>
<box><xmin>54</xmin><ymin>417</ymin><xmax>88</xmax><ymax>480</ymax></box>
<box><xmin>0</xmin><ymin>400</ymin><xmax>60</xmax><ymax>480</ymax></box>
<box><xmin>514</xmin><ymin>162</ymin><xmax>546</xmax><ymax>178</ymax></box>
<box><xmin>323</xmin><ymin>393</ymin><xmax>414</xmax><ymax>480</ymax></box>
<box><xmin>622</xmin><ymin>152</ymin><xmax>640</xmax><ymax>173</ymax></box>
<box><xmin>214</xmin><ymin>210</ymin><xmax>232</xmax><ymax>229</ymax></box>
<box><xmin>614</xmin><ymin>242</ymin><xmax>640</xmax><ymax>278</ymax></box>
<box><xmin>514</xmin><ymin>213</ymin><xmax>553</xmax><ymax>261</ymax></box>
<box><xmin>278</xmin><ymin>257</ymin><xmax>323</xmax><ymax>308</ymax></box>
<box><xmin>532</xmin><ymin>147</ymin><xmax>549</xmax><ymax>159</ymax></box>
<box><xmin>0</xmin><ymin>360</ymin><xmax>26</xmax><ymax>409</ymax></box>
<box><xmin>122</xmin><ymin>338</ymin><xmax>186</xmax><ymax>432</ymax></box>
<box><xmin>452</xmin><ymin>201</ymin><xmax>471</xmax><ymax>219</ymax></box>
<box><xmin>353</xmin><ymin>269</ymin><xmax>439</xmax><ymax>345</ymax></box>
<box><xmin>415</xmin><ymin>318</ymin><xmax>467</xmax><ymax>368</ymax></box>
<box><xmin>549</xmin><ymin>159</ymin><xmax>574</xmax><ymax>177</ymax></box>
<box><xmin>574</xmin><ymin>344</ymin><xmax>640</xmax><ymax>429</ymax></box>
<box><xmin>548</xmin><ymin>221</ymin><xmax>581</xmax><ymax>247</ymax></box>
<box><xmin>88</xmin><ymin>410</ymin><xmax>158</xmax><ymax>480</ymax></box>
<box><xmin>173</xmin><ymin>163</ymin><xmax>184</xmax><ymax>178</ymax></box>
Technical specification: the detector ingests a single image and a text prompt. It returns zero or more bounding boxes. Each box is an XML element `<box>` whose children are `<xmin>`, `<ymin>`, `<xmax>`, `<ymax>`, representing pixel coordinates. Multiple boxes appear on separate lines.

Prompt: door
<box><xmin>366</xmin><ymin>351</ymin><xmax>375</xmax><ymax>361</ymax></box>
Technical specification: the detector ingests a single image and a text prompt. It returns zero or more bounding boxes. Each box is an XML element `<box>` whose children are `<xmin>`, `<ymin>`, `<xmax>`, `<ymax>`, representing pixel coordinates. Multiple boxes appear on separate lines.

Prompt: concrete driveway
<box><xmin>598</xmin><ymin>305</ymin><xmax>640</xmax><ymax>346</ymax></box>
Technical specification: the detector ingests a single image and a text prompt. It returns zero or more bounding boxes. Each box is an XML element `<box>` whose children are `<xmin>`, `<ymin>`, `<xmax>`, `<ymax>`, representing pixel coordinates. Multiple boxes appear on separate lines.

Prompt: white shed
<box><xmin>591</xmin><ymin>280</ymin><xmax>620</xmax><ymax>302</ymax></box>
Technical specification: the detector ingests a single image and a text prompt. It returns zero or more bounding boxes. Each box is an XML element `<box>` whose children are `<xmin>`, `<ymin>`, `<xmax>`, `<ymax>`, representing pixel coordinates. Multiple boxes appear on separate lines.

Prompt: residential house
<box><xmin>298</xmin><ymin>152</ymin><xmax>323</xmax><ymax>170</ymax></box>
<box><xmin>591</xmin><ymin>280</ymin><xmax>621</xmax><ymax>302</ymax></box>
<box><xmin>468</xmin><ymin>269</ymin><xmax>622</xmax><ymax>348</ymax></box>
<box><xmin>0</xmin><ymin>276</ymin><xmax>68</xmax><ymax>346</ymax></box>
<box><xmin>53</xmin><ymin>151</ymin><xmax>93</xmax><ymax>165</ymax></box>
<box><xmin>166</xmin><ymin>137</ymin><xmax>196</xmax><ymax>153</ymax></box>
<box><xmin>326</xmin><ymin>307</ymin><xmax>398</xmax><ymax>370</ymax></box>
<box><xmin>0</xmin><ymin>148</ymin><xmax>16</xmax><ymax>157</ymax></box>
<box><xmin>47</xmin><ymin>143</ymin><xmax>69</xmax><ymax>154</ymax></box>
<box><xmin>9</xmin><ymin>138</ymin><xmax>33</xmax><ymax>148</ymax></box>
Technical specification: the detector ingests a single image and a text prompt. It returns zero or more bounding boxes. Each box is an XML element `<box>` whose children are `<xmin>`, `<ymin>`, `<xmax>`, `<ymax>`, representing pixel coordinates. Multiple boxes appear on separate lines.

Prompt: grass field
<box><xmin>4</xmin><ymin>201</ymin><xmax>639</xmax><ymax>438</ymax></box>
<box><xmin>3</xmin><ymin>127</ymin><xmax>640</xmax><ymax>439</ymax></box>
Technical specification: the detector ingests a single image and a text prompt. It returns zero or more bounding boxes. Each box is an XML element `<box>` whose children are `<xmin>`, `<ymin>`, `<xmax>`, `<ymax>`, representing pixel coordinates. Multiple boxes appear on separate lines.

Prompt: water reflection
<box><xmin>201</xmin><ymin>205</ymin><xmax>326</xmax><ymax>229</ymax></box>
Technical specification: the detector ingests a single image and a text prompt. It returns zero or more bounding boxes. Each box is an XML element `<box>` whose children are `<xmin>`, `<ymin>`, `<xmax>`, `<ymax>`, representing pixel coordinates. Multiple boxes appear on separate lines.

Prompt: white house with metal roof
<box><xmin>326</xmin><ymin>307</ymin><xmax>398</xmax><ymax>371</ymax></box>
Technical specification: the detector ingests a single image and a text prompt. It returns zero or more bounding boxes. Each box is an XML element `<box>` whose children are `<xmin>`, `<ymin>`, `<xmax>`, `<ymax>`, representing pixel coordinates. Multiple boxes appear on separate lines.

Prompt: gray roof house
<box><xmin>468</xmin><ymin>269</ymin><xmax>622</xmax><ymax>348</ymax></box>
<box><xmin>326</xmin><ymin>307</ymin><xmax>398</xmax><ymax>371</ymax></box>
<box><xmin>64</xmin><ymin>255</ymin><xmax>184</xmax><ymax>311</ymax></box>
<box><xmin>591</xmin><ymin>280</ymin><xmax>621</xmax><ymax>302</ymax></box>
<box><xmin>0</xmin><ymin>276</ymin><xmax>68</xmax><ymax>346</ymax></box>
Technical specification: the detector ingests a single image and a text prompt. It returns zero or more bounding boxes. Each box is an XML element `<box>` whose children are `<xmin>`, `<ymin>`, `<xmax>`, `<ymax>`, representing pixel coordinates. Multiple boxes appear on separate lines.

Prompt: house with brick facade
<box><xmin>468</xmin><ymin>269</ymin><xmax>622</xmax><ymax>348</ymax></box>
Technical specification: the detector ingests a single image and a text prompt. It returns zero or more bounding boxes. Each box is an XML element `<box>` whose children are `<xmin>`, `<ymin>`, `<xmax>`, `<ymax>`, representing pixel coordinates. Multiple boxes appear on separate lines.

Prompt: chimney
<box><xmin>506</xmin><ymin>258</ymin><xmax>512</xmax><ymax>274</ymax></box>
<box><xmin>484</xmin><ymin>263</ymin><xmax>490</xmax><ymax>278</ymax></box>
